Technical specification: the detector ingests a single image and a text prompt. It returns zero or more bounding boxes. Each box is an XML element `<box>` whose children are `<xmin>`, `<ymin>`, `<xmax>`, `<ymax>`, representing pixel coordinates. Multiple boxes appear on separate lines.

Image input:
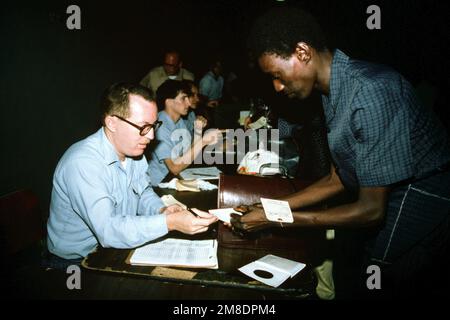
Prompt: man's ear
<box><xmin>164</xmin><ymin>98</ymin><xmax>173</xmax><ymax>110</ymax></box>
<box><xmin>295</xmin><ymin>42</ymin><xmax>312</xmax><ymax>64</ymax></box>
<box><xmin>179</xmin><ymin>61</ymin><xmax>183</xmax><ymax>68</ymax></box>
<box><xmin>104</xmin><ymin>115</ymin><xmax>117</xmax><ymax>133</ymax></box>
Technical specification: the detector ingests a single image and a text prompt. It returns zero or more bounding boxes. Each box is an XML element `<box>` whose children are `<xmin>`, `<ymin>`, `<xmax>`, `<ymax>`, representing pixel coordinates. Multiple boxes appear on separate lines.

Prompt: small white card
<box><xmin>260</xmin><ymin>198</ymin><xmax>293</xmax><ymax>223</ymax></box>
<box><xmin>208</xmin><ymin>208</ymin><xmax>242</xmax><ymax>224</ymax></box>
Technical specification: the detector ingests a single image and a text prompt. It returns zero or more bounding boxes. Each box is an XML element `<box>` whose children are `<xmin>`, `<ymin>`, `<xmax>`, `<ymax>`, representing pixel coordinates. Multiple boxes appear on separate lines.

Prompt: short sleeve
<box><xmin>153</xmin><ymin>127</ymin><xmax>173</xmax><ymax>162</ymax></box>
<box><xmin>353</xmin><ymin>82</ymin><xmax>414</xmax><ymax>186</ymax></box>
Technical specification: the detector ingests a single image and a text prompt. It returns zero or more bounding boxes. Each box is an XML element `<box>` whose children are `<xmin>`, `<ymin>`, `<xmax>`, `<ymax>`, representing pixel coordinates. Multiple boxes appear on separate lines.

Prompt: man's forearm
<box><xmin>284</xmin><ymin>186</ymin><xmax>388</xmax><ymax>228</ymax></box>
<box><xmin>168</xmin><ymin>138</ymin><xmax>204</xmax><ymax>175</ymax></box>
<box><xmin>289</xmin><ymin>202</ymin><xmax>382</xmax><ymax>228</ymax></box>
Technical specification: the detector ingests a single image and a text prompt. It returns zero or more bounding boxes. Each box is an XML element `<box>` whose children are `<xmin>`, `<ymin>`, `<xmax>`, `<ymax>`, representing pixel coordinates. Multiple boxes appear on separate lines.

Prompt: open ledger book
<box><xmin>127</xmin><ymin>238</ymin><xmax>218</xmax><ymax>269</ymax></box>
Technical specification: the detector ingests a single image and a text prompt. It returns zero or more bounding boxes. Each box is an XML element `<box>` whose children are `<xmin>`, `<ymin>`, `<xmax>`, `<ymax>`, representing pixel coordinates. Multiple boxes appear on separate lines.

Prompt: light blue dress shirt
<box><xmin>147</xmin><ymin>111</ymin><xmax>192</xmax><ymax>186</ymax></box>
<box><xmin>184</xmin><ymin>110</ymin><xmax>196</xmax><ymax>134</ymax></box>
<box><xmin>199</xmin><ymin>71</ymin><xmax>224</xmax><ymax>101</ymax></box>
<box><xmin>47</xmin><ymin>128</ymin><xmax>168</xmax><ymax>259</ymax></box>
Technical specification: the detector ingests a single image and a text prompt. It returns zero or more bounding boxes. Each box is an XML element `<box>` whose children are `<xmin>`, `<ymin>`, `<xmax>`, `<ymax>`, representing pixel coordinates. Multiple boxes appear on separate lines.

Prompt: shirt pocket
<box><xmin>131</xmin><ymin>173</ymin><xmax>151</xmax><ymax>197</ymax></box>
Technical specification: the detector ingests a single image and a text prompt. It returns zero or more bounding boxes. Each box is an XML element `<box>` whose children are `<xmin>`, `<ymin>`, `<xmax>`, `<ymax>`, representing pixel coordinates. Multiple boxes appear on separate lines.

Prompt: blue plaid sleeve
<box><xmin>353</xmin><ymin>81</ymin><xmax>415</xmax><ymax>186</ymax></box>
<box><xmin>278</xmin><ymin>118</ymin><xmax>300</xmax><ymax>139</ymax></box>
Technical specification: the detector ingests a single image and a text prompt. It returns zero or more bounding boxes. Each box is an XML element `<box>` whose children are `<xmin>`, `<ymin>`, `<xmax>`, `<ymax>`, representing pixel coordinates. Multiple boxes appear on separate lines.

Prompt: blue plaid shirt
<box><xmin>322</xmin><ymin>49</ymin><xmax>450</xmax><ymax>189</ymax></box>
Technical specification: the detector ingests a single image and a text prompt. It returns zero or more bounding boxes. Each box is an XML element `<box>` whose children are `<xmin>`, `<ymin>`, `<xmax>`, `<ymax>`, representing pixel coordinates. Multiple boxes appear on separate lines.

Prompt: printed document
<box><xmin>129</xmin><ymin>238</ymin><xmax>218</xmax><ymax>269</ymax></box>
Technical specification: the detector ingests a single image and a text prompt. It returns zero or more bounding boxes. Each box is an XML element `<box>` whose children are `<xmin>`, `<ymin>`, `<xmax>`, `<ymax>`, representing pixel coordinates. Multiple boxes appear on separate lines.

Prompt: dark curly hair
<box><xmin>247</xmin><ymin>7</ymin><xmax>328</xmax><ymax>59</ymax></box>
<box><xmin>156</xmin><ymin>79</ymin><xmax>192</xmax><ymax>111</ymax></box>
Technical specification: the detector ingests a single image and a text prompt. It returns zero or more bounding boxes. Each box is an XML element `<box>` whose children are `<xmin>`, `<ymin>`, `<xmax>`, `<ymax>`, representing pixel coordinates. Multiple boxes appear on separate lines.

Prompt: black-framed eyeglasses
<box><xmin>113</xmin><ymin>115</ymin><xmax>162</xmax><ymax>136</ymax></box>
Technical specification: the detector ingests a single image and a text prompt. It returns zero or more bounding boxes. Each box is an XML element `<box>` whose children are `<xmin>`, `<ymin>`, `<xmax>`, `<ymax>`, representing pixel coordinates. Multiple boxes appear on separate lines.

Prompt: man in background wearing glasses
<box><xmin>45</xmin><ymin>83</ymin><xmax>217</xmax><ymax>268</ymax></box>
<box><xmin>140</xmin><ymin>50</ymin><xmax>195</xmax><ymax>96</ymax></box>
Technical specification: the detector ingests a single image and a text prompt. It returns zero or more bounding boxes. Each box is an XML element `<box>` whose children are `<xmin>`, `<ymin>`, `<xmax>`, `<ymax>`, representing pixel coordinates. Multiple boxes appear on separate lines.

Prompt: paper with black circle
<box><xmin>238</xmin><ymin>254</ymin><xmax>306</xmax><ymax>287</ymax></box>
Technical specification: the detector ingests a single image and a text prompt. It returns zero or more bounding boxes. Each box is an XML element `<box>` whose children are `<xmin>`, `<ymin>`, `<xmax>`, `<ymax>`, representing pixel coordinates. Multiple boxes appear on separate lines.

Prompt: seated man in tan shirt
<box><xmin>140</xmin><ymin>50</ymin><xmax>194</xmax><ymax>96</ymax></box>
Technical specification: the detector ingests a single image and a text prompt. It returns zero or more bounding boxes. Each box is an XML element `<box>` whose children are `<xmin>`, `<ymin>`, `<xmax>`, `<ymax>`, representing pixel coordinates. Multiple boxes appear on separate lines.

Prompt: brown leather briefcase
<box><xmin>217</xmin><ymin>174</ymin><xmax>328</xmax><ymax>272</ymax></box>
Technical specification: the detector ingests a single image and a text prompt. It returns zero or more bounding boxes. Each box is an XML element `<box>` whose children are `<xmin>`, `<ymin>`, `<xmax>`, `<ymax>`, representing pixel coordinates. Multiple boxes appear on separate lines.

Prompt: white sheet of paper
<box><xmin>248</xmin><ymin>116</ymin><xmax>267</xmax><ymax>129</ymax></box>
<box><xmin>180</xmin><ymin>167</ymin><xmax>222</xmax><ymax>180</ymax></box>
<box><xmin>258</xmin><ymin>254</ymin><xmax>306</xmax><ymax>278</ymax></box>
<box><xmin>208</xmin><ymin>208</ymin><xmax>242</xmax><ymax>224</ymax></box>
<box><xmin>238</xmin><ymin>254</ymin><xmax>306</xmax><ymax>287</ymax></box>
<box><xmin>260</xmin><ymin>197</ymin><xmax>294</xmax><ymax>223</ymax></box>
<box><xmin>239</xmin><ymin>261</ymin><xmax>291</xmax><ymax>287</ymax></box>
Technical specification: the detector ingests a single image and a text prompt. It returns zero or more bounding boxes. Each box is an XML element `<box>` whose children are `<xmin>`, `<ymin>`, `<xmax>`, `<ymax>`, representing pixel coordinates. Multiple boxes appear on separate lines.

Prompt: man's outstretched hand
<box><xmin>229</xmin><ymin>204</ymin><xmax>274</xmax><ymax>234</ymax></box>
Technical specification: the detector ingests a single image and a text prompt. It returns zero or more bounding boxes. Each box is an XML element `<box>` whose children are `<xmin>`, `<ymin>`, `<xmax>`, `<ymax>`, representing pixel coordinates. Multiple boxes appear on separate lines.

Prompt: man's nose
<box><xmin>144</xmin><ymin>128</ymin><xmax>154</xmax><ymax>140</ymax></box>
<box><xmin>272</xmin><ymin>79</ymin><xmax>285</xmax><ymax>92</ymax></box>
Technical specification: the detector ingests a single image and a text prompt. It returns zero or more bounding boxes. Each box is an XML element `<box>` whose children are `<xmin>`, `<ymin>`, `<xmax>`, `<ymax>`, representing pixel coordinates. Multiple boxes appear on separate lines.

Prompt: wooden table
<box><xmin>79</xmin><ymin>184</ymin><xmax>317</xmax><ymax>299</ymax></box>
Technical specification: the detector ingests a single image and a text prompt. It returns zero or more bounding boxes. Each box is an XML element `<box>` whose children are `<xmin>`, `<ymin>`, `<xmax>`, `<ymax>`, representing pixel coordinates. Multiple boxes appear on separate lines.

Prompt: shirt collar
<box><xmin>99</xmin><ymin>127</ymin><xmax>121</xmax><ymax>166</ymax></box>
<box><xmin>159</xmin><ymin>110</ymin><xmax>178</xmax><ymax>129</ymax></box>
<box><xmin>323</xmin><ymin>49</ymin><xmax>350</xmax><ymax>122</ymax></box>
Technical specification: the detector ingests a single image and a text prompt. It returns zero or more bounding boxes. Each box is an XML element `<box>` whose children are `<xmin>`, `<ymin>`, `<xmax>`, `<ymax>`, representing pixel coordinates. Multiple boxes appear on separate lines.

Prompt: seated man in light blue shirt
<box><xmin>199</xmin><ymin>59</ymin><xmax>224</xmax><ymax>108</ymax></box>
<box><xmin>147</xmin><ymin>80</ymin><xmax>221</xmax><ymax>186</ymax></box>
<box><xmin>182</xmin><ymin>80</ymin><xmax>208</xmax><ymax>134</ymax></box>
<box><xmin>46</xmin><ymin>82</ymin><xmax>217</xmax><ymax>262</ymax></box>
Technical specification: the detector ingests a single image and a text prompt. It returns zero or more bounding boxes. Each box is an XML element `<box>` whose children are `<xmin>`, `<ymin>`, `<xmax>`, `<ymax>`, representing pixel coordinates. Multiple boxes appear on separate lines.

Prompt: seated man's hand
<box><xmin>194</xmin><ymin>115</ymin><xmax>208</xmax><ymax>130</ymax></box>
<box><xmin>166</xmin><ymin>208</ymin><xmax>218</xmax><ymax>235</ymax></box>
<box><xmin>202</xmin><ymin>129</ymin><xmax>222</xmax><ymax>146</ymax></box>
<box><xmin>230</xmin><ymin>204</ymin><xmax>273</xmax><ymax>233</ymax></box>
<box><xmin>162</xmin><ymin>204</ymin><xmax>185</xmax><ymax>214</ymax></box>
<box><xmin>244</xmin><ymin>116</ymin><xmax>252</xmax><ymax>130</ymax></box>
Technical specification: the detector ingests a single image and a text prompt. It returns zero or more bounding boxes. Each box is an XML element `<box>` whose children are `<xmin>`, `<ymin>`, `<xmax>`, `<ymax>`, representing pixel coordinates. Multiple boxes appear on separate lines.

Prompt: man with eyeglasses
<box><xmin>140</xmin><ymin>50</ymin><xmax>194</xmax><ymax>96</ymax></box>
<box><xmin>46</xmin><ymin>83</ymin><xmax>217</xmax><ymax>267</ymax></box>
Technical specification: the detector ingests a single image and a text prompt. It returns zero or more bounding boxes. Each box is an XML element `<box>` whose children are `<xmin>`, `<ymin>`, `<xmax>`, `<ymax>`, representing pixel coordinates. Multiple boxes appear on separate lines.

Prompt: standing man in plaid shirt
<box><xmin>231</xmin><ymin>7</ymin><xmax>450</xmax><ymax>298</ymax></box>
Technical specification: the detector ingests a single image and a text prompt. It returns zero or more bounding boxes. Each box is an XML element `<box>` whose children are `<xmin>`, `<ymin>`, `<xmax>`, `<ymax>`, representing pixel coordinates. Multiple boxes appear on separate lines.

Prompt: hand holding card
<box><xmin>260</xmin><ymin>198</ymin><xmax>294</xmax><ymax>223</ymax></box>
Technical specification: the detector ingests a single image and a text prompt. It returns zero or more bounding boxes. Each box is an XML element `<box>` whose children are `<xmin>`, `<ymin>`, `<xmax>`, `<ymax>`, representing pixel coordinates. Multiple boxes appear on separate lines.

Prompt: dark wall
<box><xmin>1</xmin><ymin>0</ymin><xmax>448</xmax><ymax>215</ymax></box>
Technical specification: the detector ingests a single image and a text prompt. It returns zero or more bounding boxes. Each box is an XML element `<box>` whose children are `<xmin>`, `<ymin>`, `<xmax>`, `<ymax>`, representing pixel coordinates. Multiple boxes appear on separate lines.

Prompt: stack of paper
<box><xmin>239</xmin><ymin>254</ymin><xmax>306</xmax><ymax>287</ymax></box>
<box><xmin>158</xmin><ymin>178</ymin><xmax>218</xmax><ymax>191</ymax></box>
<box><xmin>128</xmin><ymin>238</ymin><xmax>218</xmax><ymax>269</ymax></box>
<box><xmin>179</xmin><ymin>167</ymin><xmax>222</xmax><ymax>180</ymax></box>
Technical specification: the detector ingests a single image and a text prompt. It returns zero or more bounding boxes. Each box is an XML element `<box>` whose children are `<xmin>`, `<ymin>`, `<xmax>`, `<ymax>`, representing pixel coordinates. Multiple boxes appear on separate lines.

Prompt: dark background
<box><xmin>1</xmin><ymin>0</ymin><xmax>448</xmax><ymax>215</ymax></box>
